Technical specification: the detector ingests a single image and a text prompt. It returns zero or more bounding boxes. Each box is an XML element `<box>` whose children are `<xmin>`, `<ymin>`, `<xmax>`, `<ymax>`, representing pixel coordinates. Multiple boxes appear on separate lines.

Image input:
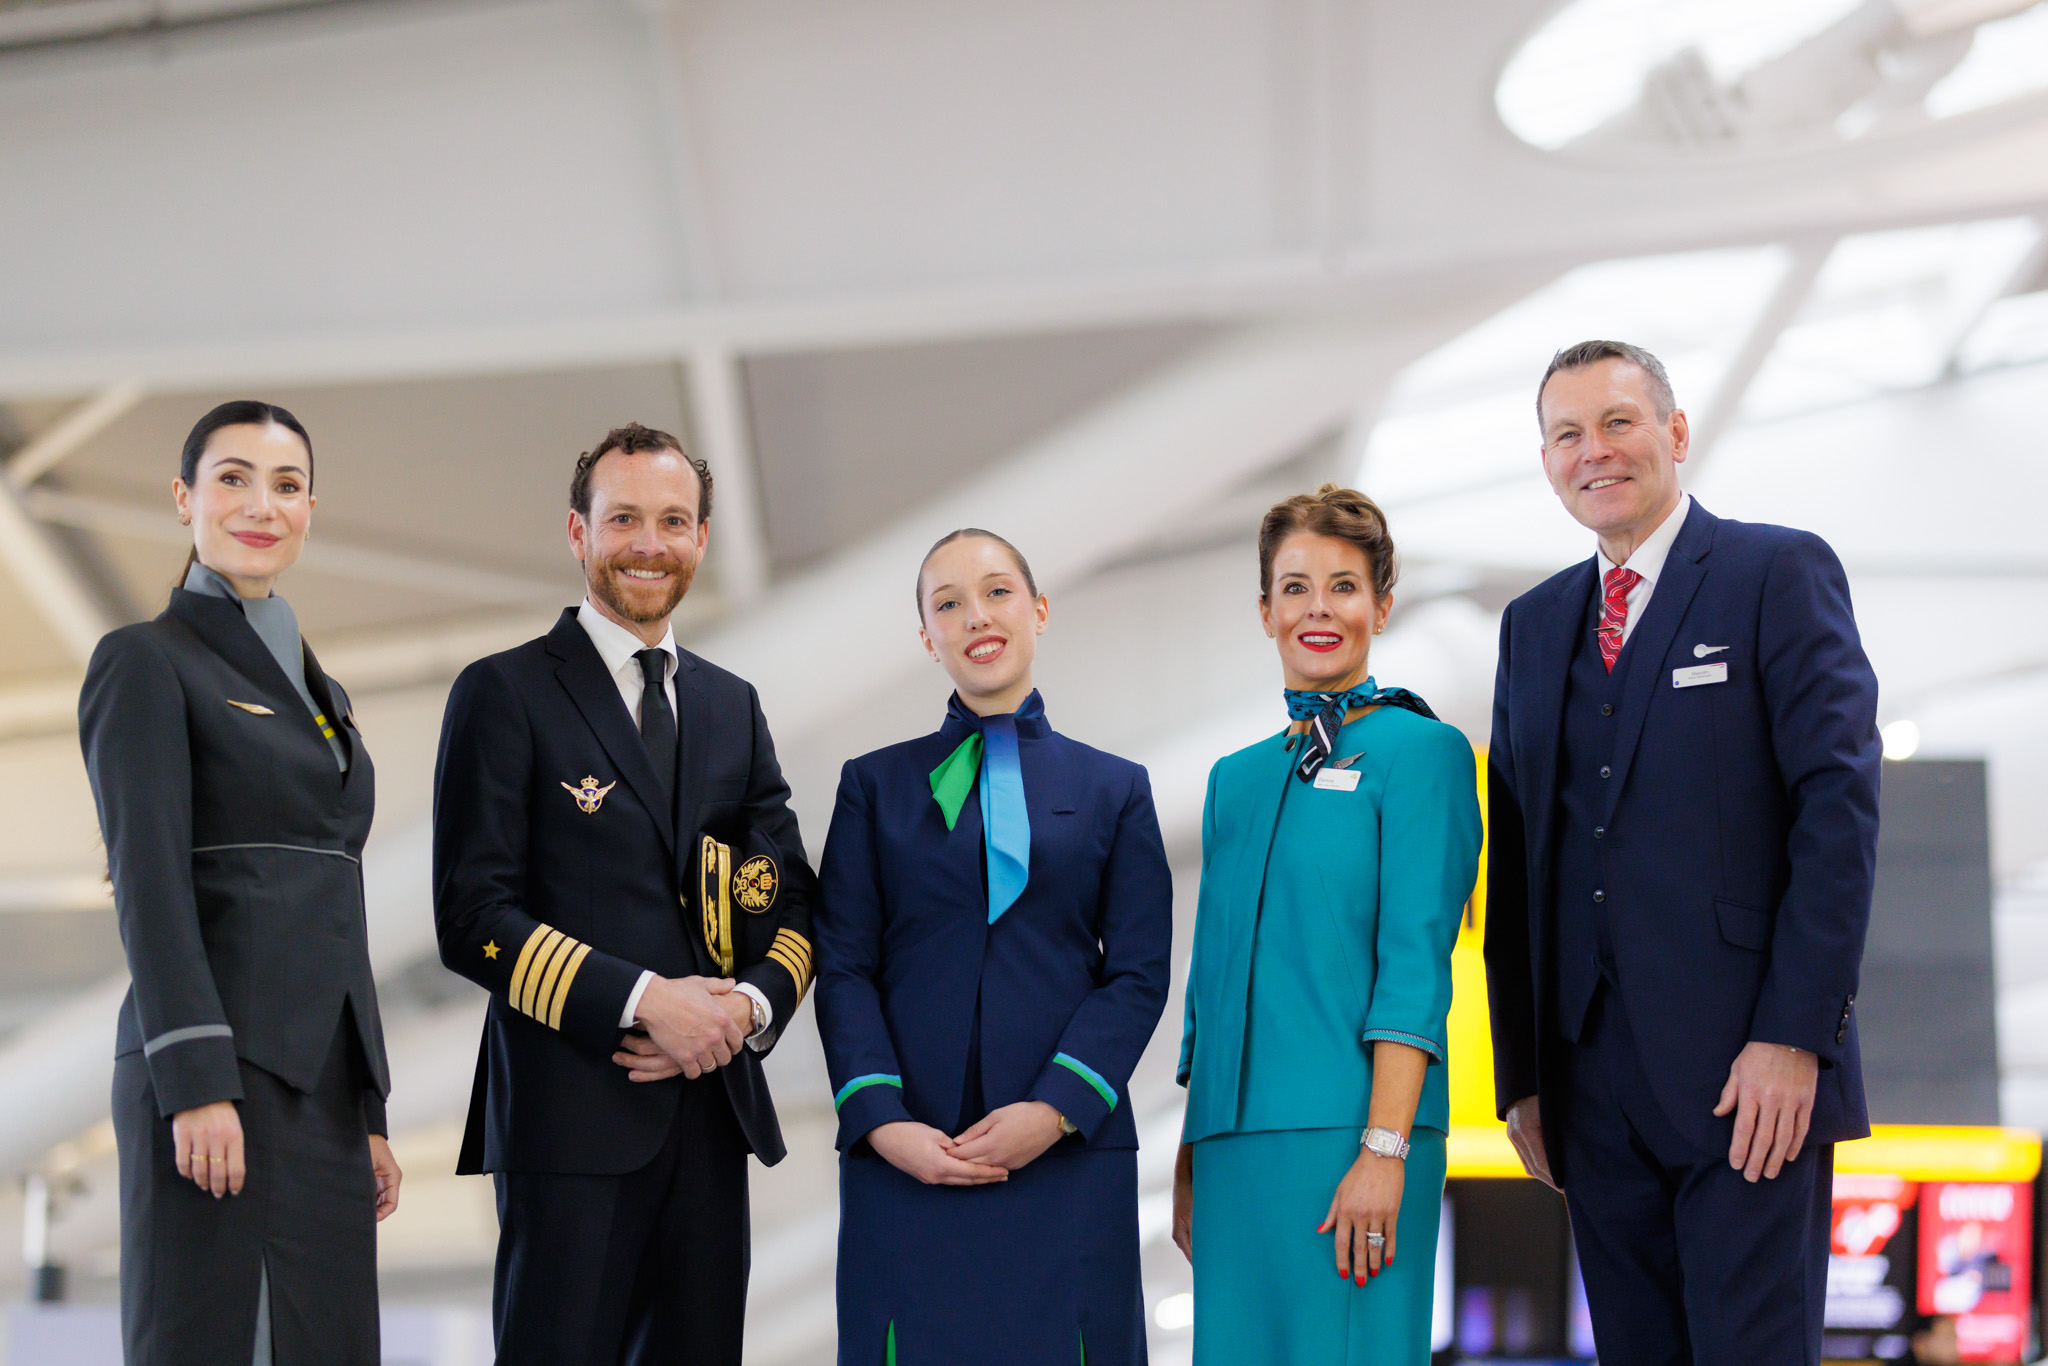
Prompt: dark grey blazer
<box><xmin>79</xmin><ymin>588</ymin><xmax>390</xmax><ymax>1129</ymax></box>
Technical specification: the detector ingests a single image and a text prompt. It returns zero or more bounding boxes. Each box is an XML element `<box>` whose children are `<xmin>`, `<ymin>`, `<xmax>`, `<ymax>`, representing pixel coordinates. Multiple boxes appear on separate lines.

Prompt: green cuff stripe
<box><xmin>1053</xmin><ymin>1053</ymin><xmax>1117</xmax><ymax>1110</ymax></box>
<box><xmin>833</xmin><ymin>1073</ymin><xmax>903</xmax><ymax>1111</ymax></box>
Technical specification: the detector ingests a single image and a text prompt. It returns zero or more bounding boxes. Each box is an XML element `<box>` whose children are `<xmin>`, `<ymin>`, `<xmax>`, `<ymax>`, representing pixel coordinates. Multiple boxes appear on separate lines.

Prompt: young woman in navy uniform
<box><xmin>815</xmin><ymin>530</ymin><xmax>1174</xmax><ymax>1366</ymax></box>
<box><xmin>79</xmin><ymin>402</ymin><xmax>400</xmax><ymax>1365</ymax></box>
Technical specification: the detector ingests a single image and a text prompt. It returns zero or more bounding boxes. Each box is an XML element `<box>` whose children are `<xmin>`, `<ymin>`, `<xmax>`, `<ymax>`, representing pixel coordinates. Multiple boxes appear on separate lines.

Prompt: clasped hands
<box><xmin>867</xmin><ymin>1102</ymin><xmax>1067</xmax><ymax>1186</ymax></box>
<box><xmin>1506</xmin><ymin>1039</ymin><xmax>1819</xmax><ymax>1189</ymax></box>
<box><xmin>613</xmin><ymin>974</ymin><xmax>754</xmax><ymax>1082</ymax></box>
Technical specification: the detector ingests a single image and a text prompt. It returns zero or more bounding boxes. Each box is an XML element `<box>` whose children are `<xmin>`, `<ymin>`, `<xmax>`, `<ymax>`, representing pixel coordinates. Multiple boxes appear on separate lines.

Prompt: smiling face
<box><xmin>568</xmin><ymin>446</ymin><xmax>708</xmax><ymax>643</ymax></box>
<box><xmin>917</xmin><ymin>535</ymin><xmax>1048</xmax><ymax>716</ymax></box>
<box><xmin>1539</xmin><ymin>357</ymin><xmax>1689</xmax><ymax>561</ymax></box>
<box><xmin>1259</xmin><ymin>532</ymin><xmax>1389</xmax><ymax>692</ymax></box>
<box><xmin>172</xmin><ymin>422</ymin><xmax>314</xmax><ymax>597</ymax></box>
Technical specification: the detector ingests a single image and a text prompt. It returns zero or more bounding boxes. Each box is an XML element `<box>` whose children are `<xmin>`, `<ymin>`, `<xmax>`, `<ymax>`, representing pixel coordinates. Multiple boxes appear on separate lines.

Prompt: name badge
<box><xmin>1672</xmin><ymin>662</ymin><xmax>1728</xmax><ymax>689</ymax></box>
<box><xmin>1314</xmin><ymin>768</ymin><xmax>1362</xmax><ymax>791</ymax></box>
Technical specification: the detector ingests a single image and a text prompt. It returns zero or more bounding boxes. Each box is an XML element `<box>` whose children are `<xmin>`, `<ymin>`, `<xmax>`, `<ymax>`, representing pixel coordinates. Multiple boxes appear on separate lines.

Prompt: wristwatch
<box><xmin>1055</xmin><ymin>1110</ymin><xmax>1078</xmax><ymax>1135</ymax></box>
<box><xmin>744</xmin><ymin>992</ymin><xmax>767</xmax><ymax>1038</ymax></box>
<box><xmin>1361</xmin><ymin>1126</ymin><xmax>1410</xmax><ymax>1161</ymax></box>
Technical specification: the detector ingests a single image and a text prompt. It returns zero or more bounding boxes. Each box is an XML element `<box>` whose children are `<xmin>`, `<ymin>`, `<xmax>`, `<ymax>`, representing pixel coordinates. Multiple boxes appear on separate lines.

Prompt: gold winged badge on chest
<box><xmin>561</xmin><ymin>775</ymin><xmax>617</xmax><ymax>814</ymax></box>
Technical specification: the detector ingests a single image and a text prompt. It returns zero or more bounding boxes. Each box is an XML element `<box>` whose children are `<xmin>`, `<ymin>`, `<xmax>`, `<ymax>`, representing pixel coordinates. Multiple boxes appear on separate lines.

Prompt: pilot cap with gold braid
<box><xmin>696</xmin><ymin>829</ymin><xmax>812</xmax><ymax>996</ymax></box>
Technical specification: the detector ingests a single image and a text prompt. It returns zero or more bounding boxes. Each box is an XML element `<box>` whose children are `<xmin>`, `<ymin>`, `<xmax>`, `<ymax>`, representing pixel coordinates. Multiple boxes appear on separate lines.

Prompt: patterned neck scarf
<box><xmin>1283</xmin><ymin>677</ymin><xmax>1438</xmax><ymax>783</ymax></box>
<box><xmin>929</xmin><ymin>690</ymin><xmax>1045</xmax><ymax>922</ymax></box>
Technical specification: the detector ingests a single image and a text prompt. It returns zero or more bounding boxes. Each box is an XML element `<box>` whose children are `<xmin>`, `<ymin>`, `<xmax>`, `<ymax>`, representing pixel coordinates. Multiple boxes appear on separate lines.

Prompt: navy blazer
<box><xmin>433</xmin><ymin>609</ymin><xmax>816</xmax><ymax>1175</ymax></box>
<box><xmin>1484</xmin><ymin>502</ymin><xmax>1881</xmax><ymax>1159</ymax></box>
<box><xmin>815</xmin><ymin>697</ymin><xmax>1173</xmax><ymax>1153</ymax></box>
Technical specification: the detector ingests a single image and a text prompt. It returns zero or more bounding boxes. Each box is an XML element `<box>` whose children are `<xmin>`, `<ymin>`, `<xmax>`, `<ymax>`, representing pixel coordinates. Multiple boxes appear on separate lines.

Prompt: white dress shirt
<box><xmin>1593</xmin><ymin>493</ymin><xmax>1692</xmax><ymax>646</ymax></box>
<box><xmin>575</xmin><ymin>600</ymin><xmax>771</xmax><ymax>1045</ymax></box>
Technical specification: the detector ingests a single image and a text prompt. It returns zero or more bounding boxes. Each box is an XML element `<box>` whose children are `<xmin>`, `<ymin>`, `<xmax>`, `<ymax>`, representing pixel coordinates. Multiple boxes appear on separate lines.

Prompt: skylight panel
<box><xmin>1925</xmin><ymin>3</ymin><xmax>2048</xmax><ymax>116</ymax></box>
<box><xmin>1358</xmin><ymin>247</ymin><xmax>1787</xmax><ymax>506</ymax></box>
<box><xmin>1742</xmin><ymin>218</ymin><xmax>2040</xmax><ymax>419</ymax></box>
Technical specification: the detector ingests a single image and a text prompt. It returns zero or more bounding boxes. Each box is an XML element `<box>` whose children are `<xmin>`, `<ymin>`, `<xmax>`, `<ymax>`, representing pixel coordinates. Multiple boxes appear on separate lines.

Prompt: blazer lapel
<box><xmin>168</xmin><ymin>590</ymin><xmax>332</xmax><ymax>754</ymax></box>
<box><xmin>546</xmin><ymin>611</ymin><xmax>676</xmax><ymax>857</ymax></box>
<box><xmin>299</xmin><ymin>640</ymin><xmax>357</xmax><ymax>779</ymax></box>
<box><xmin>670</xmin><ymin>653</ymin><xmax>709</xmax><ymax>878</ymax></box>
<box><xmin>1521</xmin><ymin>561</ymin><xmax>1593</xmax><ymax>886</ymax></box>
<box><xmin>1603</xmin><ymin>504</ymin><xmax>1718</xmax><ymax>819</ymax></box>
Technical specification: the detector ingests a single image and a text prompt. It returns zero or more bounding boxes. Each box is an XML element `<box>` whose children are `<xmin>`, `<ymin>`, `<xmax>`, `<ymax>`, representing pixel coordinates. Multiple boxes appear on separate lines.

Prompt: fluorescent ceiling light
<box><xmin>1958</xmin><ymin>291</ymin><xmax>2048</xmax><ymax>373</ymax></box>
<box><xmin>1925</xmin><ymin>3</ymin><xmax>2048</xmax><ymax>115</ymax></box>
<box><xmin>1497</xmin><ymin>0</ymin><xmax>1866</xmax><ymax>148</ymax></box>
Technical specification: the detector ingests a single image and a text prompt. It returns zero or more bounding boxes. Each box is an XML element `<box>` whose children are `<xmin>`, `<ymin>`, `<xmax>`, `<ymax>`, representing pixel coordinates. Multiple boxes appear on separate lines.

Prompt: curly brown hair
<box><xmin>1257</xmin><ymin>483</ymin><xmax>1397</xmax><ymax>602</ymax></box>
<box><xmin>568</xmin><ymin>422</ymin><xmax>713</xmax><ymax>522</ymax></box>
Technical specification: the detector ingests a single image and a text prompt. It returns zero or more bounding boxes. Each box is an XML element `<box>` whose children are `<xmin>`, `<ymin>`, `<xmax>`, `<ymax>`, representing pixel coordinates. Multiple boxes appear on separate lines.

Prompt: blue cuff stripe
<box><xmin>1362</xmin><ymin>1028</ymin><xmax>1445</xmax><ymax>1065</ymax></box>
<box><xmin>832</xmin><ymin>1073</ymin><xmax>903</xmax><ymax>1111</ymax></box>
<box><xmin>1052</xmin><ymin>1053</ymin><xmax>1117</xmax><ymax>1110</ymax></box>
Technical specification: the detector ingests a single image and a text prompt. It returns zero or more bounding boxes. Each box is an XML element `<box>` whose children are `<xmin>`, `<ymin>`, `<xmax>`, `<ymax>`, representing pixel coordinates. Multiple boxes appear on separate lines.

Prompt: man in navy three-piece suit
<box><xmin>1485</xmin><ymin>340</ymin><xmax>1882</xmax><ymax>1363</ymax></box>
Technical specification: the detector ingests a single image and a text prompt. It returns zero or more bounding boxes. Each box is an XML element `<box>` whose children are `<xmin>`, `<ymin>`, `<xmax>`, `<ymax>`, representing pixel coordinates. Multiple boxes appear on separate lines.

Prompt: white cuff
<box><xmin>734</xmin><ymin>981</ymin><xmax>773</xmax><ymax>1051</ymax></box>
<box><xmin>620</xmin><ymin>970</ymin><xmax>656</xmax><ymax>1029</ymax></box>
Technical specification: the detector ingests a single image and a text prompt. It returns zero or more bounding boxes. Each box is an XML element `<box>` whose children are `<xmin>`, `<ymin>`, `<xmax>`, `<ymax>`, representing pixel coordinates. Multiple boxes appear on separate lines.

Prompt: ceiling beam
<box><xmin>10</xmin><ymin>191</ymin><xmax>2048</xmax><ymax>402</ymax></box>
<box><xmin>1684</xmin><ymin>240</ymin><xmax>1832</xmax><ymax>466</ymax></box>
<box><xmin>0</xmin><ymin>478</ymin><xmax>114</xmax><ymax>665</ymax></box>
<box><xmin>683</xmin><ymin>349</ymin><xmax>770</xmax><ymax>604</ymax></box>
<box><xmin>2</xmin><ymin>383</ymin><xmax>146</xmax><ymax>488</ymax></box>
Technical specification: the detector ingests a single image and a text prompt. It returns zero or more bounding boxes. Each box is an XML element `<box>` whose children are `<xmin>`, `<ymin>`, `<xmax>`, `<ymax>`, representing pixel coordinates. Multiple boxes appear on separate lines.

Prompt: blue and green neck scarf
<box><xmin>930</xmin><ymin>690</ymin><xmax>1046</xmax><ymax>923</ymax></box>
<box><xmin>1284</xmin><ymin>676</ymin><xmax>1437</xmax><ymax>783</ymax></box>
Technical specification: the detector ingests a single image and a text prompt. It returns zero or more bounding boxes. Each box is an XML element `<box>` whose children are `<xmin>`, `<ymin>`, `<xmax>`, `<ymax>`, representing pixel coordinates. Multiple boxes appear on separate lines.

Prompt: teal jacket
<box><xmin>1178</xmin><ymin>705</ymin><xmax>1481</xmax><ymax>1142</ymax></box>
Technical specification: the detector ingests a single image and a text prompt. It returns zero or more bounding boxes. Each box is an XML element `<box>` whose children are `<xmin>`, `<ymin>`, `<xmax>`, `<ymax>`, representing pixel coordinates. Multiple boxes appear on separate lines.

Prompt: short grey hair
<box><xmin>1537</xmin><ymin>339</ymin><xmax>1676</xmax><ymax>429</ymax></box>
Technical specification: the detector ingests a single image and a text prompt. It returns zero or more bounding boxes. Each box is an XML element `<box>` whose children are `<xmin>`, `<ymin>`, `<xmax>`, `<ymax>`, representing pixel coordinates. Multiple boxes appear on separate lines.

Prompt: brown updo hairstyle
<box><xmin>1257</xmin><ymin>483</ymin><xmax>1398</xmax><ymax>603</ymax></box>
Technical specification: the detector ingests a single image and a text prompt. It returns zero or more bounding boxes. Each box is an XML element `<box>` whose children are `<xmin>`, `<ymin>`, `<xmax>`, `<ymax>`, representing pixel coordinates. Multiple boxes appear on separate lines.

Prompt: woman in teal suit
<box><xmin>1172</xmin><ymin>484</ymin><xmax>1481</xmax><ymax>1364</ymax></box>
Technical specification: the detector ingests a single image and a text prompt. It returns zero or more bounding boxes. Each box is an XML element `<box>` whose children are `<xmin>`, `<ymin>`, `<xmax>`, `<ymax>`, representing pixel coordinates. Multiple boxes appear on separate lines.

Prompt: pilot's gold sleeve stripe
<box><xmin>517</xmin><ymin>931</ymin><xmax>568</xmax><ymax>1017</ymax></box>
<box><xmin>766</xmin><ymin>947</ymin><xmax>803</xmax><ymax>984</ymax></box>
<box><xmin>545</xmin><ymin>942</ymin><xmax>592</xmax><ymax>1030</ymax></box>
<box><xmin>506</xmin><ymin>926</ymin><xmax>553</xmax><ymax>1006</ymax></box>
<box><xmin>771</xmin><ymin>930</ymin><xmax>813</xmax><ymax>976</ymax></box>
<box><xmin>529</xmin><ymin>931</ymin><xmax>581</xmax><ymax>1023</ymax></box>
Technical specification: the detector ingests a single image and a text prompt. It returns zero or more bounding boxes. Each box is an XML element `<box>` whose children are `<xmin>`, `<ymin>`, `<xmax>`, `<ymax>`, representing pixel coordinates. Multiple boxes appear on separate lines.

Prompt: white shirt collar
<box><xmin>576</xmin><ymin>598</ymin><xmax>676</xmax><ymax>681</ymax></box>
<box><xmin>1595</xmin><ymin>492</ymin><xmax>1692</xmax><ymax>587</ymax></box>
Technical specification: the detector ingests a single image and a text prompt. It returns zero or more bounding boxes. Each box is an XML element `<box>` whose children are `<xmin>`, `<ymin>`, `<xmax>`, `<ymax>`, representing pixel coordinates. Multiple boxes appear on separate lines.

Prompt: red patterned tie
<box><xmin>1599</xmin><ymin>567</ymin><xmax>1641</xmax><ymax>673</ymax></box>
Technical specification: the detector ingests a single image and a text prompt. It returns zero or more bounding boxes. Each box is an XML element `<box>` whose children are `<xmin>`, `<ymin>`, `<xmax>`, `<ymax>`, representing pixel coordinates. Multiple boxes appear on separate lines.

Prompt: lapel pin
<box><xmin>225</xmin><ymin>699</ymin><xmax>275</xmax><ymax>715</ymax></box>
<box><xmin>561</xmin><ymin>775</ymin><xmax>617</xmax><ymax>814</ymax></box>
<box><xmin>1693</xmin><ymin>644</ymin><xmax>1730</xmax><ymax>658</ymax></box>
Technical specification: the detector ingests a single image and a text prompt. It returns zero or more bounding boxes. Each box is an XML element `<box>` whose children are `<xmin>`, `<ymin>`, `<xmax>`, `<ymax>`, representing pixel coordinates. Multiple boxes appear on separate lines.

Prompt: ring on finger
<box><xmin>1365</xmin><ymin>1231</ymin><xmax>1385</xmax><ymax>1247</ymax></box>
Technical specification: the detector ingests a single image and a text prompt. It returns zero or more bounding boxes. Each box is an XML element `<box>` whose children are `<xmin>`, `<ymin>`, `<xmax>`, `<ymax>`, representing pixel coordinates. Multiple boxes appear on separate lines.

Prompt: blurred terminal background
<box><xmin>4</xmin><ymin>0</ymin><xmax>2048</xmax><ymax>1362</ymax></box>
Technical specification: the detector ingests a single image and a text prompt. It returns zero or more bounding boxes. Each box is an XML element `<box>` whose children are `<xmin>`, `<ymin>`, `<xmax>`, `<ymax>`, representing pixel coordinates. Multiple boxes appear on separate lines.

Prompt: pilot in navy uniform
<box><xmin>433</xmin><ymin>423</ymin><xmax>816</xmax><ymax>1366</ymax></box>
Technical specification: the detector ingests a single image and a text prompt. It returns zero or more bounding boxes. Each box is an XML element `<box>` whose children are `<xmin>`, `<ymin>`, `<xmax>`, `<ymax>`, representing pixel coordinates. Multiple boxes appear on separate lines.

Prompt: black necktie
<box><xmin>636</xmin><ymin>648</ymin><xmax>677</xmax><ymax>816</ymax></box>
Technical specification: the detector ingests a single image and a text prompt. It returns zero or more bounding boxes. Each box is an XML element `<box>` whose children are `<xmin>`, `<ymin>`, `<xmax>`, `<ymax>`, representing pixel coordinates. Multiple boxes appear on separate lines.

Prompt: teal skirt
<box><xmin>1190</xmin><ymin>1127</ymin><xmax>1445</xmax><ymax>1366</ymax></box>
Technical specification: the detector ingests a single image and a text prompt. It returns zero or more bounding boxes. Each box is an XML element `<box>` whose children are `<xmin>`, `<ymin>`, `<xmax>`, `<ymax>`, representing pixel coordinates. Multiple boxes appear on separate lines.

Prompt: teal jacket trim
<box><xmin>833</xmin><ymin>1073</ymin><xmax>903</xmax><ymax>1111</ymax></box>
<box><xmin>1053</xmin><ymin>1053</ymin><xmax>1118</xmax><ymax>1109</ymax></box>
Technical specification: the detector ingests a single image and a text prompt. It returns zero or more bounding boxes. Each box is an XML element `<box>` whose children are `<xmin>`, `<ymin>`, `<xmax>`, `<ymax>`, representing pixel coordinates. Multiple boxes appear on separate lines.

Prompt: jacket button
<box><xmin>1847</xmin><ymin>994</ymin><xmax>1856</xmax><ymax>1005</ymax></box>
<box><xmin>1592</xmin><ymin>890</ymin><xmax>1606</xmax><ymax>903</ymax></box>
<box><xmin>1601</xmin><ymin>703</ymin><xmax>1614</xmax><ymax>716</ymax></box>
<box><xmin>1600</xmin><ymin>765</ymin><xmax>1612</xmax><ymax>778</ymax></box>
<box><xmin>1594</xmin><ymin>826</ymin><xmax>1606</xmax><ymax>839</ymax></box>
<box><xmin>1837</xmin><ymin>1029</ymin><xmax>1848</xmax><ymax>1044</ymax></box>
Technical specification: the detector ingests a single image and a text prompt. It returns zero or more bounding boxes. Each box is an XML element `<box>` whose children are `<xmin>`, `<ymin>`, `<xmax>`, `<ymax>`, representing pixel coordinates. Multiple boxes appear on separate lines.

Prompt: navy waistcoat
<box><xmin>1552</xmin><ymin>589</ymin><xmax>1633</xmax><ymax>1040</ymax></box>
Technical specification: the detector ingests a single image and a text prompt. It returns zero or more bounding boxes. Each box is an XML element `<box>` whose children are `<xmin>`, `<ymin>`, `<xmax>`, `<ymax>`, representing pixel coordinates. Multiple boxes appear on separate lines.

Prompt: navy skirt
<box><xmin>836</xmin><ymin>1143</ymin><xmax>1145</xmax><ymax>1366</ymax></box>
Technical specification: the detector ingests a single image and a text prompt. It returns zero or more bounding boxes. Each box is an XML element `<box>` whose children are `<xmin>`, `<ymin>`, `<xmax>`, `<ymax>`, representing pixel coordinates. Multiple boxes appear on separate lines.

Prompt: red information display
<box><xmin>1918</xmin><ymin>1180</ymin><xmax>2035</xmax><ymax>1363</ymax></box>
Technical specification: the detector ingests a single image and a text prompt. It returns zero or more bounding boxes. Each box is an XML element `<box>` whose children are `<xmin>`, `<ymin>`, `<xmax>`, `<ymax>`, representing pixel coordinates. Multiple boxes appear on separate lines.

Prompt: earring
<box><xmin>178</xmin><ymin>515</ymin><xmax>190</xmax><ymax>526</ymax></box>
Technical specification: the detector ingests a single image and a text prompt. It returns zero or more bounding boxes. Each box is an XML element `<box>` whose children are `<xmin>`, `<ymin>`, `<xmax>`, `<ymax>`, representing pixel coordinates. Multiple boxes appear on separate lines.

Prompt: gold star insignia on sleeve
<box><xmin>483</xmin><ymin>941</ymin><xmax>500</xmax><ymax>960</ymax></box>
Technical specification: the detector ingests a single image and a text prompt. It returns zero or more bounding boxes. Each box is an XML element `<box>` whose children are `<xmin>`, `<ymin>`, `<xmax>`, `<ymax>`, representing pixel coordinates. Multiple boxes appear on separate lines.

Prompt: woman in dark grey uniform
<box><xmin>78</xmin><ymin>401</ymin><xmax>401</xmax><ymax>1365</ymax></box>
